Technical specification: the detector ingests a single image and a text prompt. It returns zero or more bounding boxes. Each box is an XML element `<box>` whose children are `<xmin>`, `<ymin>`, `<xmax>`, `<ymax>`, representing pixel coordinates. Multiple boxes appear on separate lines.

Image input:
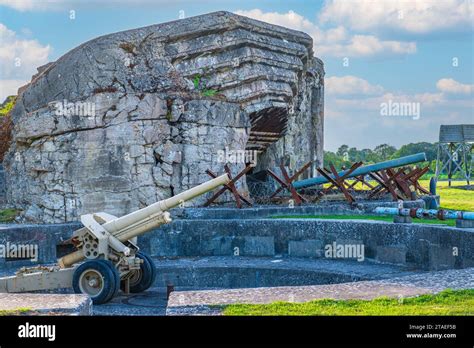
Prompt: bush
<box><xmin>0</xmin><ymin>96</ymin><xmax>15</xmax><ymax>162</ymax></box>
<box><xmin>0</xmin><ymin>114</ymin><xmax>12</xmax><ymax>162</ymax></box>
<box><xmin>0</xmin><ymin>96</ymin><xmax>16</xmax><ymax>117</ymax></box>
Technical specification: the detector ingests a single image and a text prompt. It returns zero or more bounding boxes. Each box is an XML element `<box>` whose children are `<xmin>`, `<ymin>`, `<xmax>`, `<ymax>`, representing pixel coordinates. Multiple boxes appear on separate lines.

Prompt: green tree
<box><xmin>373</xmin><ymin>144</ymin><xmax>397</xmax><ymax>161</ymax></box>
<box><xmin>392</xmin><ymin>142</ymin><xmax>438</xmax><ymax>161</ymax></box>
<box><xmin>325</xmin><ymin>141</ymin><xmax>438</xmax><ymax>174</ymax></box>
<box><xmin>346</xmin><ymin>147</ymin><xmax>356</xmax><ymax>161</ymax></box>
<box><xmin>360</xmin><ymin>148</ymin><xmax>375</xmax><ymax>163</ymax></box>
<box><xmin>336</xmin><ymin>145</ymin><xmax>349</xmax><ymax>157</ymax></box>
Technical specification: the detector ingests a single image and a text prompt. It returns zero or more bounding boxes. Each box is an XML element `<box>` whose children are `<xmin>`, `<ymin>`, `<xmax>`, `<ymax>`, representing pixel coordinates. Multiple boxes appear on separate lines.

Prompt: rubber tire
<box><xmin>122</xmin><ymin>252</ymin><xmax>156</xmax><ymax>293</ymax></box>
<box><xmin>138</xmin><ymin>252</ymin><xmax>157</xmax><ymax>290</ymax></box>
<box><xmin>73</xmin><ymin>259</ymin><xmax>120</xmax><ymax>305</ymax></box>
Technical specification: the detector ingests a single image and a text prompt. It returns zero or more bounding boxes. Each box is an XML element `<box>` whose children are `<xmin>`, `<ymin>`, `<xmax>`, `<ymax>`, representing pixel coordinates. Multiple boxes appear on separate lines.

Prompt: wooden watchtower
<box><xmin>435</xmin><ymin>124</ymin><xmax>474</xmax><ymax>185</ymax></box>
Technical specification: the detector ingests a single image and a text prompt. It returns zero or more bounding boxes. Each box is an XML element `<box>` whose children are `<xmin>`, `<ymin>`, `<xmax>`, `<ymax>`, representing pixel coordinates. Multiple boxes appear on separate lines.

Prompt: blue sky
<box><xmin>0</xmin><ymin>0</ymin><xmax>473</xmax><ymax>151</ymax></box>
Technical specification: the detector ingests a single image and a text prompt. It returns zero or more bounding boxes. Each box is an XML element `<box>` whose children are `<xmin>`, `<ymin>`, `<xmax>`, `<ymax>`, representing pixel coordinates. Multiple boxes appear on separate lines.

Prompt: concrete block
<box><xmin>150</xmin><ymin>237</ymin><xmax>180</xmax><ymax>257</ymax></box>
<box><xmin>206</xmin><ymin>236</ymin><xmax>233</xmax><ymax>256</ymax></box>
<box><xmin>456</xmin><ymin>219</ymin><xmax>474</xmax><ymax>229</ymax></box>
<box><xmin>288</xmin><ymin>240</ymin><xmax>323</xmax><ymax>258</ymax></box>
<box><xmin>394</xmin><ymin>215</ymin><xmax>412</xmax><ymax>224</ymax></box>
<box><xmin>376</xmin><ymin>245</ymin><xmax>407</xmax><ymax>265</ymax></box>
<box><xmin>241</xmin><ymin>236</ymin><xmax>274</xmax><ymax>256</ymax></box>
<box><xmin>461</xmin><ymin>258</ymin><xmax>474</xmax><ymax>268</ymax></box>
<box><xmin>199</xmin><ymin>236</ymin><xmax>275</xmax><ymax>256</ymax></box>
<box><xmin>428</xmin><ymin>244</ymin><xmax>456</xmax><ymax>271</ymax></box>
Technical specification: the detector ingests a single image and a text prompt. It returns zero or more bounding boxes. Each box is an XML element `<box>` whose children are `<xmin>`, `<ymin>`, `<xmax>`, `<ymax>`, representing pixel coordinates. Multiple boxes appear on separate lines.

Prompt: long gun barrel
<box><xmin>103</xmin><ymin>174</ymin><xmax>230</xmax><ymax>238</ymax></box>
<box><xmin>293</xmin><ymin>153</ymin><xmax>427</xmax><ymax>189</ymax></box>
<box><xmin>58</xmin><ymin>174</ymin><xmax>230</xmax><ymax>268</ymax></box>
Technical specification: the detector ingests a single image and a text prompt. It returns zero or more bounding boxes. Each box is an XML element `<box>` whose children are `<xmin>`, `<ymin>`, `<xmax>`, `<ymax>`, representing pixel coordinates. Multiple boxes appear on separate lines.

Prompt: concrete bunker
<box><xmin>3</xmin><ymin>11</ymin><xmax>324</xmax><ymax>223</ymax></box>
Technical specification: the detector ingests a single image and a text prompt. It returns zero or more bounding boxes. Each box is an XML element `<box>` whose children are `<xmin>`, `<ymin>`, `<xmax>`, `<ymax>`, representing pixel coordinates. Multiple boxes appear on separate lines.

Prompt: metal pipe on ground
<box><xmin>374</xmin><ymin>207</ymin><xmax>474</xmax><ymax>220</ymax></box>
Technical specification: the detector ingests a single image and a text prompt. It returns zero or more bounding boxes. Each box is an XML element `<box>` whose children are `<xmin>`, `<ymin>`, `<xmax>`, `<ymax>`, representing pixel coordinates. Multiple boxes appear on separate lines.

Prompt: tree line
<box><xmin>324</xmin><ymin>142</ymin><xmax>439</xmax><ymax>174</ymax></box>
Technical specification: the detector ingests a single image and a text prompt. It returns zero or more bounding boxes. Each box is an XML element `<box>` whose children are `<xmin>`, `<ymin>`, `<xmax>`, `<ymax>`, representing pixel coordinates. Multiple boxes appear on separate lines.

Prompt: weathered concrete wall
<box><xmin>1</xmin><ymin>217</ymin><xmax>472</xmax><ymax>271</ymax></box>
<box><xmin>4</xmin><ymin>11</ymin><xmax>324</xmax><ymax>223</ymax></box>
<box><xmin>139</xmin><ymin>220</ymin><xmax>474</xmax><ymax>271</ymax></box>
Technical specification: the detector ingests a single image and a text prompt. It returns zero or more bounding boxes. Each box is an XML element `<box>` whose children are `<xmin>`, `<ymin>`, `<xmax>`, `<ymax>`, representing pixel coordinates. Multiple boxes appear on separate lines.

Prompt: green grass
<box><xmin>271</xmin><ymin>214</ymin><xmax>456</xmax><ymax>226</ymax></box>
<box><xmin>324</xmin><ymin>179</ymin><xmax>473</xmax><ymax>212</ymax></box>
<box><xmin>424</xmin><ymin>180</ymin><xmax>474</xmax><ymax>211</ymax></box>
<box><xmin>0</xmin><ymin>208</ymin><xmax>20</xmax><ymax>223</ymax></box>
<box><xmin>222</xmin><ymin>289</ymin><xmax>474</xmax><ymax>316</ymax></box>
<box><xmin>0</xmin><ymin>308</ymin><xmax>31</xmax><ymax>316</ymax></box>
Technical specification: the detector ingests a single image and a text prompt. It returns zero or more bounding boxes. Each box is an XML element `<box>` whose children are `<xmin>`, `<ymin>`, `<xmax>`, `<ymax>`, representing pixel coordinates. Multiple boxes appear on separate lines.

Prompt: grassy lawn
<box><xmin>426</xmin><ymin>180</ymin><xmax>474</xmax><ymax>211</ymax></box>
<box><xmin>271</xmin><ymin>214</ymin><xmax>456</xmax><ymax>226</ymax></box>
<box><xmin>0</xmin><ymin>208</ymin><xmax>20</xmax><ymax>223</ymax></box>
<box><xmin>324</xmin><ymin>179</ymin><xmax>473</xmax><ymax>212</ymax></box>
<box><xmin>222</xmin><ymin>289</ymin><xmax>474</xmax><ymax>316</ymax></box>
<box><xmin>0</xmin><ymin>308</ymin><xmax>31</xmax><ymax>316</ymax></box>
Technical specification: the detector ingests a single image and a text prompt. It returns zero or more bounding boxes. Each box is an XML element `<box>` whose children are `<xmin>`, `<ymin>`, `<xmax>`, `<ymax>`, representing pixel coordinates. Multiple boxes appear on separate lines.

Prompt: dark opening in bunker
<box><xmin>245</xmin><ymin>107</ymin><xmax>288</xmax><ymax>157</ymax></box>
<box><xmin>244</xmin><ymin>107</ymin><xmax>288</xmax><ymax>199</ymax></box>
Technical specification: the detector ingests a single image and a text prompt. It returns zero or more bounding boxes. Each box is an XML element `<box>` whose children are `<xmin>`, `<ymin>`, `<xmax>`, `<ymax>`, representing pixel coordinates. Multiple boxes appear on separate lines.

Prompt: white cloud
<box><xmin>326</xmin><ymin>76</ymin><xmax>384</xmax><ymax>96</ymax></box>
<box><xmin>324</xmin><ymin>78</ymin><xmax>472</xmax><ymax>150</ymax></box>
<box><xmin>0</xmin><ymin>23</ymin><xmax>51</xmax><ymax>80</ymax></box>
<box><xmin>235</xmin><ymin>9</ymin><xmax>416</xmax><ymax>58</ymax></box>
<box><xmin>0</xmin><ymin>0</ymin><xmax>187</xmax><ymax>11</ymax></box>
<box><xmin>0</xmin><ymin>79</ymin><xmax>28</xmax><ymax>102</ymax></box>
<box><xmin>0</xmin><ymin>23</ymin><xmax>50</xmax><ymax>100</ymax></box>
<box><xmin>0</xmin><ymin>0</ymin><xmax>38</xmax><ymax>11</ymax></box>
<box><xmin>328</xmin><ymin>91</ymin><xmax>452</xmax><ymax>113</ymax></box>
<box><xmin>235</xmin><ymin>9</ymin><xmax>319</xmax><ymax>35</ymax></box>
<box><xmin>319</xmin><ymin>34</ymin><xmax>416</xmax><ymax>57</ymax></box>
<box><xmin>319</xmin><ymin>0</ymin><xmax>474</xmax><ymax>34</ymax></box>
<box><xmin>326</xmin><ymin>77</ymin><xmax>472</xmax><ymax>122</ymax></box>
<box><xmin>0</xmin><ymin>0</ymin><xmax>70</xmax><ymax>11</ymax></box>
<box><xmin>436</xmin><ymin>78</ymin><xmax>473</xmax><ymax>94</ymax></box>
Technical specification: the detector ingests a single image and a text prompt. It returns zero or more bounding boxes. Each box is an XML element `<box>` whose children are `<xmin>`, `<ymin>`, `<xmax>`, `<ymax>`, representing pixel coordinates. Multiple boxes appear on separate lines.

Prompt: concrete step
<box><xmin>0</xmin><ymin>293</ymin><xmax>92</xmax><ymax>315</ymax></box>
<box><xmin>151</xmin><ymin>256</ymin><xmax>414</xmax><ymax>289</ymax></box>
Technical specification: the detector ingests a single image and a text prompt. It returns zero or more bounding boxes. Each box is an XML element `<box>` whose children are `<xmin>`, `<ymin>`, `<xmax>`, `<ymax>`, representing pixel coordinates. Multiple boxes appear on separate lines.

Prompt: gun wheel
<box><xmin>79</xmin><ymin>270</ymin><xmax>104</xmax><ymax>296</ymax></box>
<box><xmin>73</xmin><ymin>259</ymin><xmax>120</xmax><ymax>304</ymax></box>
<box><xmin>121</xmin><ymin>251</ymin><xmax>156</xmax><ymax>293</ymax></box>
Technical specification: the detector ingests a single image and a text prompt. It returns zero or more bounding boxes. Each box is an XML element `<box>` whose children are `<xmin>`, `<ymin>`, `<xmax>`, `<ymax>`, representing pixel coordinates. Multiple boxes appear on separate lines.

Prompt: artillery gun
<box><xmin>0</xmin><ymin>174</ymin><xmax>230</xmax><ymax>304</ymax></box>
